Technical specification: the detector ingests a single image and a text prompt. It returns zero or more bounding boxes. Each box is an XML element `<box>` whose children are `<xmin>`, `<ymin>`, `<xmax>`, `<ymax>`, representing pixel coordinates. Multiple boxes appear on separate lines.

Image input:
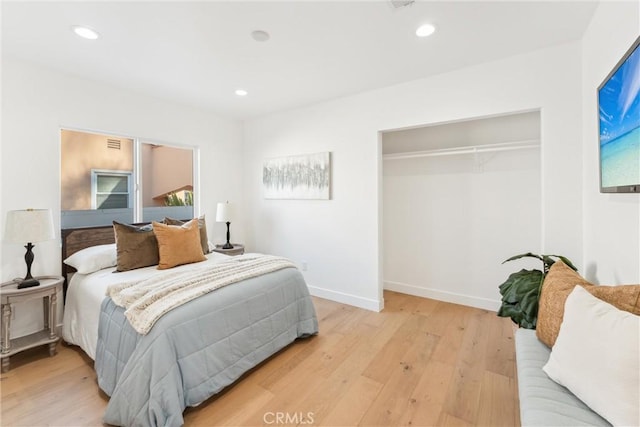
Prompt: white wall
<box><xmin>0</xmin><ymin>56</ymin><xmax>243</xmax><ymax>337</ymax></box>
<box><xmin>243</xmin><ymin>42</ymin><xmax>584</xmax><ymax>311</ymax></box>
<box><xmin>581</xmin><ymin>1</ymin><xmax>640</xmax><ymax>285</ymax></box>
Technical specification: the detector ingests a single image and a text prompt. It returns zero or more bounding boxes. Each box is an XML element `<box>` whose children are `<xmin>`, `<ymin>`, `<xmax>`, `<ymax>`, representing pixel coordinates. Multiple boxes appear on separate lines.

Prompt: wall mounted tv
<box><xmin>598</xmin><ymin>35</ymin><xmax>640</xmax><ymax>193</ymax></box>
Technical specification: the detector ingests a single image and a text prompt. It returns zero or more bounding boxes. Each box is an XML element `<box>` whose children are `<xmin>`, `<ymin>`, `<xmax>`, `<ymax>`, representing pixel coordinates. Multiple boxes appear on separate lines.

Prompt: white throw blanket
<box><xmin>106</xmin><ymin>254</ymin><xmax>296</xmax><ymax>335</ymax></box>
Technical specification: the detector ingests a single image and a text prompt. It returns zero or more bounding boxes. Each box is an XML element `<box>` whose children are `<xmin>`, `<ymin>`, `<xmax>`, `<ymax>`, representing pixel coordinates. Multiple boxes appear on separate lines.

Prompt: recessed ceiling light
<box><xmin>251</xmin><ymin>30</ymin><xmax>270</xmax><ymax>42</ymax></box>
<box><xmin>416</xmin><ymin>24</ymin><xmax>436</xmax><ymax>38</ymax></box>
<box><xmin>235</xmin><ymin>89</ymin><xmax>248</xmax><ymax>97</ymax></box>
<box><xmin>72</xmin><ymin>25</ymin><xmax>100</xmax><ymax>40</ymax></box>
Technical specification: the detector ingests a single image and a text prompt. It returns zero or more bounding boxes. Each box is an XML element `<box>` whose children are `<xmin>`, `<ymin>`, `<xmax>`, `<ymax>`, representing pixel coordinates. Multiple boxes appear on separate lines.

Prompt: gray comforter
<box><xmin>95</xmin><ymin>267</ymin><xmax>318</xmax><ymax>427</ymax></box>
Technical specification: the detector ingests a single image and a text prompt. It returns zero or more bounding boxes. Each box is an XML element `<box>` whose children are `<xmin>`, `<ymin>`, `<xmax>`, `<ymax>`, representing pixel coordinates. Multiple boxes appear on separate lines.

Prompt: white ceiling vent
<box><xmin>389</xmin><ymin>0</ymin><xmax>415</xmax><ymax>9</ymax></box>
<box><xmin>107</xmin><ymin>139</ymin><xmax>121</xmax><ymax>150</ymax></box>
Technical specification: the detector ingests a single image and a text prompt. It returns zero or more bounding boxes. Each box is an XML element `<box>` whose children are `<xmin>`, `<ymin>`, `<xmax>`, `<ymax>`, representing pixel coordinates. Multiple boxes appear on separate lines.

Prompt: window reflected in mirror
<box><xmin>140</xmin><ymin>142</ymin><xmax>193</xmax><ymax>223</ymax></box>
<box><xmin>61</xmin><ymin>129</ymin><xmax>195</xmax><ymax>228</ymax></box>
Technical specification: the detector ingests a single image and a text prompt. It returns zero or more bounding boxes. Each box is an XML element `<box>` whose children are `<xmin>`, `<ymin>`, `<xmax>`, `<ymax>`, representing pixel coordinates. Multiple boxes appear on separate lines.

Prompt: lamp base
<box><xmin>18</xmin><ymin>278</ymin><xmax>40</xmax><ymax>289</ymax></box>
<box><xmin>222</xmin><ymin>222</ymin><xmax>233</xmax><ymax>250</ymax></box>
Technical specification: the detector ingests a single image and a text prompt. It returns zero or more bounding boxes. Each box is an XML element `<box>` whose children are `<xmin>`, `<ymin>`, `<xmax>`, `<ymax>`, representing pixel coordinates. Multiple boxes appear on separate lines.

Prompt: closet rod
<box><xmin>383</xmin><ymin>139</ymin><xmax>540</xmax><ymax>160</ymax></box>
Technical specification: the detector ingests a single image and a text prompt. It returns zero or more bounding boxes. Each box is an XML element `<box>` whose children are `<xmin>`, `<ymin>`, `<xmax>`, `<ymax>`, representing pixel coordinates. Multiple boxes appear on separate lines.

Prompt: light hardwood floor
<box><xmin>0</xmin><ymin>291</ymin><xmax>520</xmax><ymax>426</ymax></box>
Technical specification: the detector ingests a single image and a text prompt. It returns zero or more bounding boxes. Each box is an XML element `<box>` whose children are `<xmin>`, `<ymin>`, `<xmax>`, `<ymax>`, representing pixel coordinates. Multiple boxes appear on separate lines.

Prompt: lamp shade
<box><xmin>215</xmin><ymin>202</ymin><xmax>233</xmax><ymax>222</ymax></box>
<box><xmin>4</xmin><ymin>209</ymin><xmax>55</xmax><ymax>244</ymax></box>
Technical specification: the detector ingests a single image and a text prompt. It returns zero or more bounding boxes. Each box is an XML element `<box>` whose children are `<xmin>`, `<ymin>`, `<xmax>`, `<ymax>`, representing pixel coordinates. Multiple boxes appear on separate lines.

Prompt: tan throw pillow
<box><xmin>113</xmin><ymin>222</ymin><xmax>159</xmax><ymax>272</ymax></box>
<box><xmin>152</xmin><ymin>219</ymin><xmax>206</xmax><ymax>270</ymax></box>
<box><xmin>164</xmin><ymin>215</ymin><xmax>210</xmax><ymax>254</ymax></box>
<box><xmin>537</xmin><ymin>260</ymin><xmax>640</xmax><ymax>347</ymax></box>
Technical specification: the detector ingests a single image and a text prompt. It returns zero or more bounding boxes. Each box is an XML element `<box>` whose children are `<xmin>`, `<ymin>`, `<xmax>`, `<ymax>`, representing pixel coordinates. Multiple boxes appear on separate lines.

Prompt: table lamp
<box><xmin>215</xmin><ymin>201</ymin><xmax>234</xmax><ymax>249</ymax></box>
<box><xmin>4</xmin><ymin>208</ymin><xmax>55</xmax><ymax>288</ymax></box>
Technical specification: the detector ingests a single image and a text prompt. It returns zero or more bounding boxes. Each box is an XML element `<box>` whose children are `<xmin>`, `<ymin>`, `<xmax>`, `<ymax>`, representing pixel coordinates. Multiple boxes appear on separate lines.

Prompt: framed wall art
<box><xmin>263</xmin><ymin>152</ymin><xmax>331</xmax><ymax>200</ymax></box>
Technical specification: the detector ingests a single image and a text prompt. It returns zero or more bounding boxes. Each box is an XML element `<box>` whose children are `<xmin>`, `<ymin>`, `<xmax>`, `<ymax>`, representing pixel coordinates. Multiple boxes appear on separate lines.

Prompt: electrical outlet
<box><xmin>301</xmin><ymin>261</ymin><xmax>308</xmax><ymax>271</ymax></box>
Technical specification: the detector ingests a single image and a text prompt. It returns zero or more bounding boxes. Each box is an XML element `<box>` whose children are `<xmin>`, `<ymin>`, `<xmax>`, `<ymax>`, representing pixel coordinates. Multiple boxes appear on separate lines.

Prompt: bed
<box><xmin>60</xmin><ymin>224</ymin><xmax>319</xmax><ymax>427</ymax></box>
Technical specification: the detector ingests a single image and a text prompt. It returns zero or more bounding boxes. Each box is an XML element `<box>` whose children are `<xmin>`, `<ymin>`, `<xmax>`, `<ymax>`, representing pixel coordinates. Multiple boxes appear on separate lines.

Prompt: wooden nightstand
<box><xmin>0</xmin><ymin>276</ymin><xmax>63</xmax><ymax>372</ymax></box>
<box><xmin>212</xmin><ymin>244</ymin><xmax>245</xmax><ymax>256</ymax></box>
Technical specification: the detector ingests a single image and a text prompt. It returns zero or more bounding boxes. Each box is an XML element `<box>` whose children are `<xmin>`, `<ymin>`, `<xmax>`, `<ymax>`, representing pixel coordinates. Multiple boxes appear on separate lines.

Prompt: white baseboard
<box><xmin>383</xmin><ymin>280</ymin><xmax>501</xmax><ymax>312</ymax></box>
<box><xmin>307</xmin><ymin>285</ymin><xmax>383</xmax><ymax>312</ymax></box>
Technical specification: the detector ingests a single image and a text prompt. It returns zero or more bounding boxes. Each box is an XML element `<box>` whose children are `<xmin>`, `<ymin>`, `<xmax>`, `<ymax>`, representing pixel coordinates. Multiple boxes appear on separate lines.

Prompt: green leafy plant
<box><xmin>165</xmin><ymin>191</ymin><xmax>193</xmax><ymax>206</ymax></box>
<box><xmin>497</xmin><ymin>253</ymin><xmax>577</xmax><ymax>329</ymax></box>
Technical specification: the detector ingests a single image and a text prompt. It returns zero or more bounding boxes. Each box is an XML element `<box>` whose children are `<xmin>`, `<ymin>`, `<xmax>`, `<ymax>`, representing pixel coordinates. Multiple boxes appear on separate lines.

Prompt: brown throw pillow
<box><xmin>152</xmin><ymin>219</ymin><xmax>206</xmax><ymax>270</ymax></box>
<box><xmin>537</xmin><ymin>260</ymin><xmax>640</xmax><ymax>347</ymax></box>
<box><xmin>164</xmin><ymin>215</ymin><xmax>210</xmax><ymax>254</ymax></box>
<box><xmin>113</xmin><ymin>222</ymin><xmax>159</xmax><ymax>272</ymax></box>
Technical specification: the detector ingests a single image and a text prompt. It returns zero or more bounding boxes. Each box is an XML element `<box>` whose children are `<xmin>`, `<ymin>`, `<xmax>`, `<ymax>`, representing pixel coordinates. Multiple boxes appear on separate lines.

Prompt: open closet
<box><xmin>382</xmin><ymin>111</ymin><xmax>542</xmax><ymax>309</ymax></box>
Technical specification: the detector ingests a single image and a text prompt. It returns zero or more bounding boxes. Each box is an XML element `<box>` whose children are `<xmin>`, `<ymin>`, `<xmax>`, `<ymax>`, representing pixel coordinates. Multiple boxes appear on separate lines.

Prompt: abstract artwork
<box><xmin>263</xmin><ymin>152</ymin><xmax>331</xmax><ymax>199</ymax></box>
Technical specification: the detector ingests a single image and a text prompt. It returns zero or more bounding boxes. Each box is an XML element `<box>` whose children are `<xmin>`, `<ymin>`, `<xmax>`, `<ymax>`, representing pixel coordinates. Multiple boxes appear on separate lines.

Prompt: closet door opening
<box><xmin>381</xmin><ymin>111</ymin><xmax>542</xmax><ymax>310</ymax></box>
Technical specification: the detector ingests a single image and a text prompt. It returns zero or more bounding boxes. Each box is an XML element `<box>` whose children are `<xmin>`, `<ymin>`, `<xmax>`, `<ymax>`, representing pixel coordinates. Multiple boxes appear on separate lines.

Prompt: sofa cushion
<box><xmin>515</xmin><ymin>328</ymin><xmax>611</xmax><ymax>427</ymax></box>
<box><xmin>543</xmin><ymin>286</ymin><xmax>640</xmax><ymax>427</ymax></box>
<box><xmin>536</xmin><ymin>260</ymin><xmax>640</xmax><ymax>347</ymax></box>
<box><xmin>515</xmin><ymin>329</ymin><xmax>610</xmax><ymax>426</ymax></box>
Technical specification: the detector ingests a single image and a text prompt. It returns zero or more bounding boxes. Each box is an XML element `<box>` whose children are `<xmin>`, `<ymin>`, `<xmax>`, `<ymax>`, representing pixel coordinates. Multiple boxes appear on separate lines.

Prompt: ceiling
<box><xmin>2</xmin><ymin>1</ymin><xmax>599</xmax><ymax>120</ymax></box>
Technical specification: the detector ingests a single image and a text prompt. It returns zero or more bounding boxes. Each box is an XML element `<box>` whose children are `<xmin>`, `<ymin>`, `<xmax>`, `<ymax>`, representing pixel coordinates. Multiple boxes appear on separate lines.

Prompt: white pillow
<box><xmin>64</xmin><ymin>244</ymin><xmax>117</xmax><ymax>274</ymax></box>
<box><xmin>543</xmin><ymin>285</ymin><xmax>640</xmax><ymax>426</ymax></box>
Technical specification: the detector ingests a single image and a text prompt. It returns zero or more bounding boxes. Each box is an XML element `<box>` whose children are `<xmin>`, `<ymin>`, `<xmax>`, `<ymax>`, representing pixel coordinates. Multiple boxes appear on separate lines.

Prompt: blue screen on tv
<box><xmin>598</xmin><ymin>36</ymin><xmax>640</xmax><ymax>192</ymax></box>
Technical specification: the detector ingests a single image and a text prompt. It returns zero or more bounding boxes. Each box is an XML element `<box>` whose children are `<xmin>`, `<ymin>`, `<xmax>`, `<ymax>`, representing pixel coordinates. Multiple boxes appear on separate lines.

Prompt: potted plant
<box><xmin>497</xmin><ymin>252</ymin><xmax>577</xmax><ymax>329</ymax></box>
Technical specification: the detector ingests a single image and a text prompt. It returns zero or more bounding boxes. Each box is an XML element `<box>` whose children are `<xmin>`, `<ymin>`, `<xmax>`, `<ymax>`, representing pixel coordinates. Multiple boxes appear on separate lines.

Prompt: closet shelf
<box><xmin>383</xmin><ymin>139</ymin><xmax>540</xmax><ymax>160</ymax></box>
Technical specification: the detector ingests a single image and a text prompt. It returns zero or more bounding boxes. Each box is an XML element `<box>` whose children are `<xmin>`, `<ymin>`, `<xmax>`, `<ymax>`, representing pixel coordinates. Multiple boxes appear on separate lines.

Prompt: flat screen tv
<box><xmin>598</xmin><ymin>35</ymin><xmax>640</xmax><ymax>193</ymax></box>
